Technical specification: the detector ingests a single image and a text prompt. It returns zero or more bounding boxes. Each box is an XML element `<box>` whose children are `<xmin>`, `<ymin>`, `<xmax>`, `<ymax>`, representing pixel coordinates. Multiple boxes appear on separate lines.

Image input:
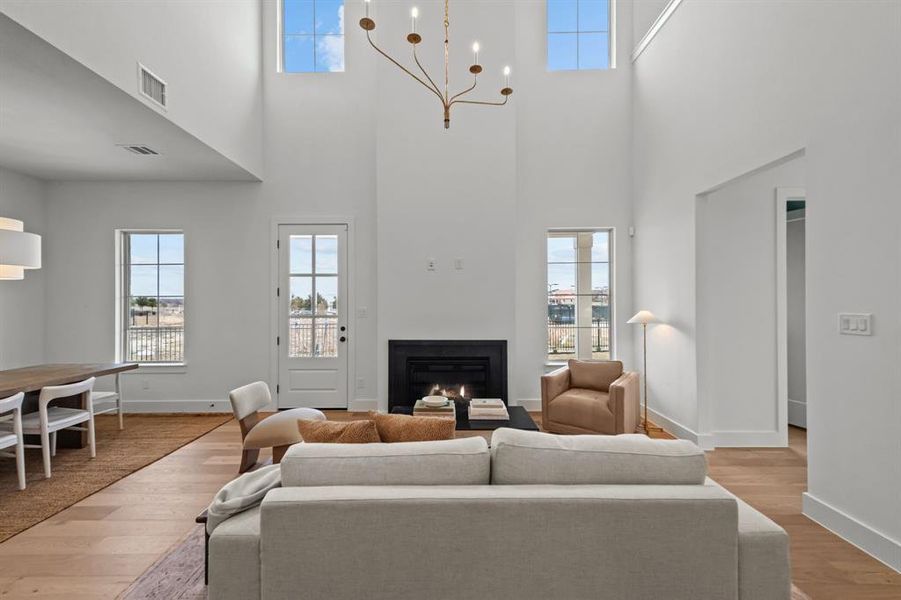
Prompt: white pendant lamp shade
<box><xmin>627</xmin><ymin>310</ymin><xmax>658</xmax><ymax>325</ymax></box>
<box><xmin>0</xmin><ymin>217</ymin><xmax>41</xmax><ymax>280</ymax></box>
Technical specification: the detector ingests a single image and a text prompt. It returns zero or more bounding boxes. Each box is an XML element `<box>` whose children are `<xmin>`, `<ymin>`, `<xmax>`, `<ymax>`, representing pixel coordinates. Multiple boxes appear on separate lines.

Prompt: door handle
<box><xmin>340</xmin><ymin>336</ymin><xmax>347</xmax><ymax>343</ymax></box>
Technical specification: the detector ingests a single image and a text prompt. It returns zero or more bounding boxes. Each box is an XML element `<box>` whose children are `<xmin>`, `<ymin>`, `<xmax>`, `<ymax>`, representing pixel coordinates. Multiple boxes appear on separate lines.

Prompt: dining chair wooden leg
<box><xmin>238</xmin><ymin>448</ymin><xmax>259</xmax><ymax>473</ymax></box>
<box><xmin>50</xmin><ymin>431</ymin><xmax>57</xmax><ymax>457</ymax></box>
<box><xmin>87</xmin><ymin>416</ymin><xmax>96</xmax><ymax>458</ymax></box>
<box><xmin>272</xmin><ymin>445</ymin><xmax>290</xmax><ymax>464</ymax></box>
<box><xmin>15</xmin><ymin>437</ymin><xmax>25</xmax><ymax>490</ymax></box>
<box><xmin>40</xmin><ymin>428</ymin><xmax>52</xmax><ymax>478</ymax></box>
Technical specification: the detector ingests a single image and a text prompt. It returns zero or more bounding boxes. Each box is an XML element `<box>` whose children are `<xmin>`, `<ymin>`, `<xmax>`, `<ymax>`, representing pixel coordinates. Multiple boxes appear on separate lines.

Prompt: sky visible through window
<box><xmin>283</xmin><ymin>0</ymin><xmax>345</xmax><ymax>73</ymax></box>
<box><xmin>548</xmin><ymin>0</ymin><xmax>610</xmax><ymax>70</ymax></box>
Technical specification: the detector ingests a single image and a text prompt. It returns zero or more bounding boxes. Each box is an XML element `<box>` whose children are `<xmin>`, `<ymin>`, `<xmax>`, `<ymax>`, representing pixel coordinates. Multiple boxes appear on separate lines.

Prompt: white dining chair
<box><xmin>0</xmin><ymin>392</ymin><xmax>26</xmax><ymax>490</ymax></box>
<box><xmin>91</xmin><ymin>372</ymin><xmax>123</xmax><ymax>430</ymax></box>
<box><xmin>21</xmin><ymin>377</ymin><xmax>96</xmax><ymax>479</ymax></box>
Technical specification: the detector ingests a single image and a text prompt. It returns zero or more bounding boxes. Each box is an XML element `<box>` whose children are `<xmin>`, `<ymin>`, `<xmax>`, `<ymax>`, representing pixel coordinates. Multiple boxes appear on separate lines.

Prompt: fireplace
<box><xmin>388</xmin><ymin>340</ymin><xmax>508</xmax><ymax>410</ymax></box>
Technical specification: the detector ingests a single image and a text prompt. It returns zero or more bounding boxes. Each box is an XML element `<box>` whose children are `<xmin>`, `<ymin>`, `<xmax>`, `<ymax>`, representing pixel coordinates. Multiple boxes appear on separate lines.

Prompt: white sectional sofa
<box><xmin>208</xmin><ymin>429</ymin><xmax>790</xmax><ymax>600</ymax></box>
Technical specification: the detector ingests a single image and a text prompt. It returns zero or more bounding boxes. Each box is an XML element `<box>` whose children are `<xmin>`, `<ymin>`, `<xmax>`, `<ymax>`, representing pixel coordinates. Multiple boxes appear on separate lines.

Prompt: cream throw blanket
<box><xmin>206</xmin><ymin>464</ymin><xmax>282</xmax><ymax>534</ymax></box>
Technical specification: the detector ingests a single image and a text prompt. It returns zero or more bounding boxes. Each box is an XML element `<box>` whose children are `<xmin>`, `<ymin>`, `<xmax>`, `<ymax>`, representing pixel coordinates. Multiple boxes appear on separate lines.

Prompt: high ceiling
<box><xmin>0</xmin><ymin>14</ymin><xmax>258</xmax><ymax>182</ymax></box>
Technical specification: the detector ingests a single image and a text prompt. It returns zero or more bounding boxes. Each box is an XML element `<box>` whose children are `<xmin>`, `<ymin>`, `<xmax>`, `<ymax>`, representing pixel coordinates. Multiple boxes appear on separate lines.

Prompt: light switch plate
<box><xmin>839</xmin><ymin>313</ymin><xmax>873</xmax><ymax>336</ymax></box>
<box><xmin>356</xmin><ymin>307</ymin><xmax>368</xmax><ymax>319</ymax></box>
<box><xmin>454</xmin><ymin>257</ymin><xmax>464</xmax><ymax>270</ymax></box>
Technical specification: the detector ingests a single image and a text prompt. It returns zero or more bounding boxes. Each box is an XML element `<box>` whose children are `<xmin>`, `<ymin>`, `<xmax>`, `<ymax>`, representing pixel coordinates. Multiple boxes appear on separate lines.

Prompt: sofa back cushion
<box><xmin>490</xmin><ymin>428</ymin><xmax>707</xmax><ymax>485</ymax></box>
<box><xmin>568</xmin><ymin>359</ymin><xmax>623</xmax><ymax>392</ymax></box>
<box><xmin>281</xmin><ymin>436</ymin><xmax>490</xmax><ymax>486</ymax></box>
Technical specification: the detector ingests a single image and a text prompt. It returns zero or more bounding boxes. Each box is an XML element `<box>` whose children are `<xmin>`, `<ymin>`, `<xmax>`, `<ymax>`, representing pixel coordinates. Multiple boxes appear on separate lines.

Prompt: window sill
<box><xmin>130</xmin><ymin>363</ymin><xmax>187</xmax><ymax>374</ymax></box>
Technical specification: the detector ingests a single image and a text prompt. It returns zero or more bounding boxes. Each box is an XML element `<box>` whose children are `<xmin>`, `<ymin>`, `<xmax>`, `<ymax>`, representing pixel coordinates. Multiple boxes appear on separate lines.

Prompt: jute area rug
<box><xmin>122</xmin><ymin>526</ymin><xmax>813</xmax><ymax>600</ymax></box>
<box><xmin>0</xmin><ymin>413</ymin><xmax>231</xmax><ymax>543</ymax></box>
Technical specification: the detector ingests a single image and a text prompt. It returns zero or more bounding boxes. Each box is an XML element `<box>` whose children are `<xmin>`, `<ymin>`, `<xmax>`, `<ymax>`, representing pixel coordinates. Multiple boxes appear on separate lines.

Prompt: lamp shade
<box><xmin>0</xmin><ymin>217</ymin><xmax>41</xmax><ymax>280</ymax></box>
<box><xmin>627</xmin><ymin>310</ymin><xmax>658</xmax><ymax>325</ymax></box>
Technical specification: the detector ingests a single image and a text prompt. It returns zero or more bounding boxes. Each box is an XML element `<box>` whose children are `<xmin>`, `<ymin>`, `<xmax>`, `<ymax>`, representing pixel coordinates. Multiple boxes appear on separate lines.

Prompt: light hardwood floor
<box><xmin>0</xmin><ymin>415</ymin><xmax>898</xmax><ymax>599</ymax></box>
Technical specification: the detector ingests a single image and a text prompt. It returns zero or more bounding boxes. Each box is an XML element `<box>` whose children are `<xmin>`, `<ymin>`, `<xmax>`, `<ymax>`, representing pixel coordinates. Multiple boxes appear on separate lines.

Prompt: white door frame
<box><xmin>269</xmin><ymin>216</ymin><xmax>356</xmax><ymax>410</ymax></box>
<box><xmin>775</xmin><ymin>188</ymin><xmax>806</xmax><ymax>444</ymax></box>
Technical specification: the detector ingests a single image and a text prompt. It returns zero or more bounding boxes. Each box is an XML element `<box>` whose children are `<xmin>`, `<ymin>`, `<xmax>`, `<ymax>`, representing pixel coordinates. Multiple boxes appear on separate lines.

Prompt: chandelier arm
<box><xmin>366</xmin><ymin>31</ymin><xmax>445</xmax><ymax>103</ymax></box>
<box><xmin>449</xmin><ymin>76</ymin><xmax>478</xmax><ymax>103</ymax></box>
<box><xmin>450</xmin><ymin>96</ymin><xmax>509</xmax><ymax>108</ymax></box>
<box><xmin>412</xmin><ymin>45</ymin><xmax>445</xmax><ymax>101</ymax></box>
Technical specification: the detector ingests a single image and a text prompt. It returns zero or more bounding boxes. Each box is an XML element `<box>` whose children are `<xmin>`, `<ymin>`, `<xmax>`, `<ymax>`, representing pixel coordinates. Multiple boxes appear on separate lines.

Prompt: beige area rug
<box><xmin>123</xmin><ymin>526</ymin><xmax>813</xmax><ymax>600</ymax></box>
<box><xmin>0</xmin><ymin>413</ymin><xmax>232</xmax><ymax>543</ymax></box>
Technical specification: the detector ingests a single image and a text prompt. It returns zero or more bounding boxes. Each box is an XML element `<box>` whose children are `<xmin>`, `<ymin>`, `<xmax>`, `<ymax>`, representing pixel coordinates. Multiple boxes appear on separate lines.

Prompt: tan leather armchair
<box><xmin>541</xmin><ymin>360</ymin><xmax>640</xmax><ymax>435</ymax></box>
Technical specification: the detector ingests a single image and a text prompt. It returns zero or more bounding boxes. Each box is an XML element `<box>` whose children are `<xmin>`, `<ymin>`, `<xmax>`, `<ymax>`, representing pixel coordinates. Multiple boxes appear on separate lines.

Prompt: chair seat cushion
<box><xmin>490</xmin><ymin>428</ymin><xmax>708</xmax><ymax>485</ymax></box>
<box><xmin>547</xmin><ymin>388</ymin><xmax>613</xmax><ymax>432</ymax></box>
<box><xmin>20</xmin><ymin>407</ymin><xmax>90</xmax><ymax>433</ymax></box>
<box><xmin>242</xmin><ymin>408</ymin><xmax>326</xmax><ymax>450</ymax></box>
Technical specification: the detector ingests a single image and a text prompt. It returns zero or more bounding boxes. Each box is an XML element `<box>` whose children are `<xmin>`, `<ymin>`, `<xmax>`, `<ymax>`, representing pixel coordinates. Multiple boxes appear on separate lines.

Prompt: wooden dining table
<box><xmin>0</xmin><ymin>362</ymin><xmax>138</xmax><ymax>448</ymax></box>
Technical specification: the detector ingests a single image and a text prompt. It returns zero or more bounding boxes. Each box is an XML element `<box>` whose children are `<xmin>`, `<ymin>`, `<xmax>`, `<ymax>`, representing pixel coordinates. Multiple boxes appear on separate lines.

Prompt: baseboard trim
<box><xmin>788</xmin><ymin>398</ymin><xmax>807</xmax><ymax>428</ymax></box>
<box><xmin>349</xmin><ymin>398</ymin><xmax>379</xmax><ymax>412</ymax></box>
<box><xmin>803</xmin><ymin>492</ymin><xmax>901</xmax><ymax>573</ymax></box>
<box><xmin>647</xmin><ymin>407</ymin><xmax>714</xmax><ymax>450</ymax></box>
<box><xmin>517</xmin><ymin>398</ymin><xmax>542</xmax><ymax>411</ymax></box>
<box><xmin>124</xmin><ymin>400</ymin><xmax>233</xmax><ymax>413</ymax></box>
<box><xmin>713</xmin><ymin>430</ymin><xmax>784</xmax><ymax>448</ymax></box>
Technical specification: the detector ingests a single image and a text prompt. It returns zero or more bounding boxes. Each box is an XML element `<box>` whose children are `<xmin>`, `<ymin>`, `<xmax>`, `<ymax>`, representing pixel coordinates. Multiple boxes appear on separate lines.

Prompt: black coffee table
<box><xmin>391</xmin><ymin>405</ymin><xmax>539</xmax><ymax>432</ymax></box>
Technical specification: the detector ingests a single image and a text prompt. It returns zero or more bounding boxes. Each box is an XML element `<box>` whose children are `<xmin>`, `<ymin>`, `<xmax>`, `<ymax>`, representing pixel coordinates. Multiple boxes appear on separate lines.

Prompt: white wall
<box><xmin>786</xmin><ymin>211</ymin><xmax>806</xmax><ymax>424</ymax></box>
<box><xmin>696</xmin><ymin>155</ymin><xmax>804</xmax><ymax>446</ymax></box>
<box><xmin>34</xmin><ymin>0</ymin><xmax>634</xmax><ymax>412</ymax></box>
<box><xmin>0</xmin><ymin>167</ymin><xmax>46</xmax><ymax>369</ymax></box>
<box><xmin>632</xmin><ymin>0</ymin><xmax>670</xmax><ymax>46</ymax></box>
<box><xmin>0</xmin><ymin>0</ymin><xmax>263</xmax><ymax>177</ymax></box>
<box><xmin>633</xmin><ymin>0</ymin><xmax>900</xmax><ymax>569</ymax></box>
<box><xmin>514</xmin><ymin>0</ymin><xmax>634</xmax><ymax>402</ymax></box>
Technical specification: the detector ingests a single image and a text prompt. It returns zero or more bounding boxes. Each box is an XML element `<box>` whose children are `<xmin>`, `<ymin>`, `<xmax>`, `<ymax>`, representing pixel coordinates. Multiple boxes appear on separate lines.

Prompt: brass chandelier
<box><xmin>360</xmin><ymin>0</ymin><xmax>513</xmax><ymax>129</ymax></box>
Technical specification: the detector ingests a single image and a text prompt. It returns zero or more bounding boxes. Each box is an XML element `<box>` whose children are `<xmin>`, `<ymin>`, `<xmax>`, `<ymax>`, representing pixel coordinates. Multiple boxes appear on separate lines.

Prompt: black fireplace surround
<box><xmin>388</xmin><ymin>340</ymin><xmax>508</xmax><ymax>411</ymax></box>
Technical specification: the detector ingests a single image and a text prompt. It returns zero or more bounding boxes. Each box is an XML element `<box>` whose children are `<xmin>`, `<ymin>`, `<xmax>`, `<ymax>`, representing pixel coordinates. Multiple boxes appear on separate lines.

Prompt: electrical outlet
<box><xmin>356</xmin><ymin>377</ymin><xmax>366</xmax><ymax>390</ymax></box>
<box><xmin>454</xmin><ymin>257</ymin><xmax>464</xmax><ymax>270</ymax></box>
<box><xmin>427</xmin><ymin>258</ymin><xmax>437</xmax><ymax>271</ymax></box>
<box><xmin>141</xmin><ymin>379</ymin><xmax>150</xmax><ymax>390</ymax></box>
<box><xmin>357</xmin><ymin>306</ymin><xmax>368</xmax><ymax>319</ymax></box>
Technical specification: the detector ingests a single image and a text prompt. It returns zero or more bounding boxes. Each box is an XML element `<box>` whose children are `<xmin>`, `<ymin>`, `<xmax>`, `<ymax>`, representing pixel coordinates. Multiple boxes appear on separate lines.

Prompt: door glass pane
<box><xmin>589</xmin><ymin>262</ymin><xmax>609</xmax><ymax>292</ymax></box>
<box><xmin>290</xmin><ymin>318</ymin><xmax>313</xmax><ymax>358</ymax></box>
<box><xmin>129</xmin><ymin>234</ymin><xmax>157</xmax><ymax>264</ymax></box>
<box><xmin>315</xmin><ymin>235</ymin><xmax>338</xmax><ymax>274</ymax></box>
<box><xmin>291</xmin><ymin>235</ymin><xmax>313</xmax><ymax>274</ymax></box>
<box><xmin>547</xmin><ymin>235</ymin><xmax>576</xmax><ymax>263</ymax></box>
<box><xmin>315</xmin><ymin>318</ymin><xmax>338</xmax><ymax>358</ymax></box>
<box><xmin>315</xmin><ymin>276</ymin><xmax>338</xmax><ymax>316</ymax></box>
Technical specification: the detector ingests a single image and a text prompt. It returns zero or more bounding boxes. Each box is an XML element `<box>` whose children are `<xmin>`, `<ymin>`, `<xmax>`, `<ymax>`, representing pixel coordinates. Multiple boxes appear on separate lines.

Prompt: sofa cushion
<box><xmin>281</xmin><ymin>436</ymin><xmax>490</xmax><ymax>487</ymax></box>
<box><xmin>297</xmin><ymin>419</ymin><xmax>381</xmax><ymax>443</ymax></box>
<box><xmin>369</xmin><ymin>411</ymin><xmax>456</xmax><ymax>442</ymax></box>
<box><xmin>490</xmin><ymin>428</ymin><xmax>707</xmax><ymax>485</ymax></box>
<box><xmin>568</xmin><ymin>359</ymin><xmax>623</xmax><ymax>392</ymax></box>
<box><xmin>546</xmin><ymin>388</ymin><xmax>614</xmax><ymax>432</ymax></box>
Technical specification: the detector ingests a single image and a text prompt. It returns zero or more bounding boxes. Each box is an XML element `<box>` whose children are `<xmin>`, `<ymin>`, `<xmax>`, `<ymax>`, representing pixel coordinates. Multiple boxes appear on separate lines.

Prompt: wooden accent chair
<box><xmin>228</xmin><ymin>381</ymin><xmax>326</xmax><ymax>473</ymax></box>
<box><xmin>541</xmin><ymin>360</ymin><xmax>640</xmax><ymax>435</ymax></box>
<box><xmin>0</xmin><ymin>392</ymin><xmax>26</xmax><ymax>490</ymax></box>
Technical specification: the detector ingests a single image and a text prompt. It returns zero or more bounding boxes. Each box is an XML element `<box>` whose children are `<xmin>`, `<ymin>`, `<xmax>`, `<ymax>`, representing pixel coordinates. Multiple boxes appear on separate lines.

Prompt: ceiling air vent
<box><xmin>138</xmin><ymin>63</ymin><xmax>167</xmax><ymax>108</ymax></box>
<box><xmin>118</xmin><ymin>144</ymin><xmax>160</xmax><ymax>156</ymax></box>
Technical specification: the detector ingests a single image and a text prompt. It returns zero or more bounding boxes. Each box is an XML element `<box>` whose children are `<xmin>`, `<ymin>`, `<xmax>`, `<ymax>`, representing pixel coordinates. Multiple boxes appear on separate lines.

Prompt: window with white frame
<box><xmin>120</xmin><ymin>232</ymin><xmax>185</xmax><ymax>364</ymax></box>
<box><xmin>282</xmin><ymin>0</ymin><xmax>345</xmax><ymax>72</ymax></box>
<box><xmin>547</xmin><ymin>0</ymin><xmax>612</xmax><ymax>70</ymax></box>
<box><xmin>546</xmin><ymin>229</ymin><xmax>612</xmax><ymax>362</ymax></box>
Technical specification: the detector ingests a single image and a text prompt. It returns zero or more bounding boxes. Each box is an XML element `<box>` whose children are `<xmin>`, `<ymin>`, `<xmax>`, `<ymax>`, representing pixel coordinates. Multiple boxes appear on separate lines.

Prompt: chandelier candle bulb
<box><xmin>410</xmin><ymin>6</ymin><xmax>418</xmax><ymax>33</ymax></box>
<box><xmin>364</xmin><ymin>0</ymin><xmax>370</xmax><ymax>18</ymax></box>
<box><xmin>504</xmin><ymin>65</ymin><xmax>511</xmax><ymax>86</ymax></box>
<box><xmin>472</xmin><ymin>42</ymin><xmax>480</xmax><ymax>66</ymax></box>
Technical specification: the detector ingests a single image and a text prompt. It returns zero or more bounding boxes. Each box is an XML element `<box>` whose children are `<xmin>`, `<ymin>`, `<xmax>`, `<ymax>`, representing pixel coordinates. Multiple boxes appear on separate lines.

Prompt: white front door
<box><xmin>278</xmin><ymin>224</ymin><xmax>348</xmax><ymax>408</ymax></box>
